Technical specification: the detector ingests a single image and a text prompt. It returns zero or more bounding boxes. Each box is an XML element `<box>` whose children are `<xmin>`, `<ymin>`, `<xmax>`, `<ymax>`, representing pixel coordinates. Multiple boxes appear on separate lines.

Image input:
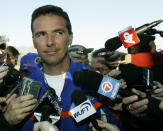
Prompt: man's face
<box><xmin>91</xmin><ymin>56</ymin><xmax>110</xmax><ymax>75</ymax></box>
<box><xmin>7</xmin><ymin>56</ymin><xmax>18</xmax><ymax>68</ymax></box>
<box><xmin>32</xmin><ymin>14</ymin><xmax>72</xmax><ymax>66</ymax></box>
<box><xmin>69</xmin><ymin>51</ymin><xmax>89</xmax><ymax>65</ymax></box>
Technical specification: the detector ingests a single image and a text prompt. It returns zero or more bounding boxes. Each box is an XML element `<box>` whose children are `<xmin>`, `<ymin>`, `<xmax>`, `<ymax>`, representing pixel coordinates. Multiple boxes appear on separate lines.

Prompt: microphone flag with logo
<box><xmin>33</xmin><ymin>88</ymin><xmax>61</xmax><ymax>124</ymax></box>
<box><xmin>70</xmin><ymin>90</ymin><xmax>102</xmax><ymax>131</ymax></box>
<box><xmin>73</xmin><ymin>70</ymin><xmax>121</xmax><ymax>100</ymax></box>
<box><xmin>105</xmin><ymin>20</ymin><xmax>163</xmax><ymax>51</ymax></box>
<box><xmin>118</xmin><ymin>26</ymin><xmax>140</xmax><ymax>48</ymax></box>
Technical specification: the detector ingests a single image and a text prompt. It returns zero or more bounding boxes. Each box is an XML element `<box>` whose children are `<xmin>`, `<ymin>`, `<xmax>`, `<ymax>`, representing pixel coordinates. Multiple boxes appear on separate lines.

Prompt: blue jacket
<box><xmin>18</xmin><ymin>53</ymin><xmax>118</xmax><ymax>131</ymax></box>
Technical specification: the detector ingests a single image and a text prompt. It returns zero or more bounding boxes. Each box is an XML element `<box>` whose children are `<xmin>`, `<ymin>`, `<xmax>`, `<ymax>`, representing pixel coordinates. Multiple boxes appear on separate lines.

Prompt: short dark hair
<box><xmin>6</xmin><ymin>46</ymin><xmax>19</xmax><ymax>58</ymax></box>
<box><xmin>92</xmin><ymin>48</ymin><xmax>108</xmax><ymax>57</ymax></box>
<box><xmin>127</xmin><ymin>34</ymin><xmax>155</xmax><ymax>54</ymax></box>
<box><xmin>31</xmin><ymin>5</ymin><xmax>72</xmax><ymax>35</ymax></box>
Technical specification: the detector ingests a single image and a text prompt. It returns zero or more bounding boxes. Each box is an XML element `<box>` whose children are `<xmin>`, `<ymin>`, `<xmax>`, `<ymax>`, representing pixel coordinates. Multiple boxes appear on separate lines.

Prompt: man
<box><xmin>6</xmin><ymin>46</ymin><xmax>20</xmax><ymax>68</ymax></box>
<box><xmin>68</xmin><ymin>44</ymin><xmax>93</xmax><ymax>65</ymax></box>
<box><xmin>0</xmin><ymin>35</ymin><xmax>8</xmax><ymax>64</ymax></box>
<box><xmin>18</xmin><ymin>5</ymin><xmax>118</xmax><ymax>131</ymax></box>
<box><xmin>91</xmin><ymin>48</ymin><xmax>125</xmax><ymax>75</ymax></box>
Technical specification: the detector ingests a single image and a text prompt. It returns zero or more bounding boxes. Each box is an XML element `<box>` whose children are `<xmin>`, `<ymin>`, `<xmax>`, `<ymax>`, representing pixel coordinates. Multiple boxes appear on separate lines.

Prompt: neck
<box><xmin>43</xmin><ymin>55</ymin><xmax>70</xmax><ymax>76</ymax></box>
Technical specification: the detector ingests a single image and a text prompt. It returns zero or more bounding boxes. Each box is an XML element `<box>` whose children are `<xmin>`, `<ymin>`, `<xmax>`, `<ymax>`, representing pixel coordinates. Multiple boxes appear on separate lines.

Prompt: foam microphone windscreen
<box><xmin>71</xmin><ymin>90</ymin><xmax>87</xmax><ymax>105</ymax></box>
<box><xmin>73</xmin><ymin>70</ymin><xmax>103</xmax><ymax>91</ymax></box>
<box><xmin>105</xmin><ymin>36</ymin><xmax>122</xmax><ymax>51</ymax></box>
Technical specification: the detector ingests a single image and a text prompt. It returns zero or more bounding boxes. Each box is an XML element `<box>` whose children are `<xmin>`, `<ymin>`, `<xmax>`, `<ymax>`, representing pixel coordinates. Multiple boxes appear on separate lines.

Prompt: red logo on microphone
<box><xmin>118</xmin><ymin>26</ymin><xmax>140</xmax><ymax>48</ymax></box>
<box><xmin>102</xmin><ymin>82</ymin><xmax>112</xmax><ymax>93</ymax></box>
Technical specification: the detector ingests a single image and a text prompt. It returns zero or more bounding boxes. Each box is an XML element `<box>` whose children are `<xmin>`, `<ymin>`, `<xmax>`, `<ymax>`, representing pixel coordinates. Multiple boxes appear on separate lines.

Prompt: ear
<box><xmin>68</xmin><ymin>33</ymin><xmax>73</xmax><ymax>46</ymax></box>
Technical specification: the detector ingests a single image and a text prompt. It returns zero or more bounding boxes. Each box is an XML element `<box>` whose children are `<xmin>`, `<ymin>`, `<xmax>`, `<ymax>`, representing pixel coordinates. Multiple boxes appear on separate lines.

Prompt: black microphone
<box><xmin>71</xmin><ymin>90</ymin><xmax>102</xmax><ymax>131</ymax></box>
<box><xmin>135</xmin><ymin>20</ymin><xmax>163</xmax><ymax>34</ymax></box>
<box><xmin>73</xmin><ymin>69</ymin><xmax>137</xmax><ymax>98</ymax></box>
<box><xmin>105</xmin><ymin>20</ymin><xmax>163</xmax><ymax>51</ymax></box>
<box><xmin>33</xmin><ymin>88</ymin><xmax>61</xmax><ymax>123</ymax></box>
<box><xmin>145</xmin><ymin>28</ymin><xmax>163</xmax><ymax>37</ymax></box>
<box><xmin>73</xmin><ymin>70</ymin><xmax>163</xmax><ymax>116</ymax></box>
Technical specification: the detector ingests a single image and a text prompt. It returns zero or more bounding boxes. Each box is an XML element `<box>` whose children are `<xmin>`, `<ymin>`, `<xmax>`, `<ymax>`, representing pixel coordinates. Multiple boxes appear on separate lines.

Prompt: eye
<box><xmin>55</xmin><ymin>31</ymin><xmax>64</xmax><ymax>35</ymax></box>
<box><xmin>34</xmin><ymin>32</ymin><xmax>46</xmax><ymax>38</ymax></box>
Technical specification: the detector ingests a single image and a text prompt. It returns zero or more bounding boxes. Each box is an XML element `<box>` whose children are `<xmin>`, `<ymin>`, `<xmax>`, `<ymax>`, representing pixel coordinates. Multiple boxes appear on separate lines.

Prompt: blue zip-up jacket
<box><xmin>18</xmin><ymin>53</ymin><xmax>118</xmax><ymax>131</ymax></box>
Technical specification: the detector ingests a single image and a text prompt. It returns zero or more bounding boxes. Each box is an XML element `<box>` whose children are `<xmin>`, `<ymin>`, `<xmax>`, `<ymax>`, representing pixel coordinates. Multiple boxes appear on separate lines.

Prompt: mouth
<box><xmin>44</xmin><ymin>50</ymin><xmax>58</xmax><ymax>55</ymax></box>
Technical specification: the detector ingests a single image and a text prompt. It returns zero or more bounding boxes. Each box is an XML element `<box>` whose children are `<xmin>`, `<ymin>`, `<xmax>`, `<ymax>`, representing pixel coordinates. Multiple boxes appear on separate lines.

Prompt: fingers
<box><xmin>120</xmin><ymin>80</ymin><xmax>127</xmax><ymax>89</ymax></box>
<box><xmin>152</xmin><ymin>88</ymin><xmax>163</xmax><ymax>94</ymax></box>
<box><xmin>96</xmin><ymin>120</ymin><xmax>120</xmax><ymax>131</ymax></box>
<box><xmin>6</xmin><ymin>94</ymin><xmax>17</xmax><ymax>104</ymax></box>
<box><xmin>33</xmin><ymin>122</ymin><xmax>40</xmax><ymax>131</ymax></box>
<box><xmin>150</xmin><ymin>81</ymin><xmax>163</xmax><ymax>98</ymax></box>
<box><xmin>4</xmin><ymin>95</ymin><xmax>38</xmax><ymax>125</ymax></box>
<box><xmin>15</xmin><ymin>94</ymin><xmax>35</xmax><ymax>103</ymax></box>
<box><xmin>20</xmin><ymin>99</ymin><xmax>37</xmax><ymax>112</ymax></box>
<box><xmin>153</xmin><ymin>81</ymin><xmax>163</xmax><ymax>88</ymax></box>
<box><xmin>128</xmin><ymin>99</ymin><xmax>148</xmax><ymax>113</ymax></box>
<box><xmin>131</xmin><ymin>88</ymin><xmax>146</xmax><ymax>98</ymax></box>
<box><xmin>0</xmin><ymin>97</ymin><xmax>6</xmax><ymax>103</ymax></box>
<box><xmin>108</xmin><ymin>69</ymin><xmax>121</xmax><ymax>77</ymax></box>
<box><xmin>123</xmin><ymin>95</ymin><xmax>148</xmax><ymax>116</ymax></box>
<box><xmin>159</xmin><ymin>100</ymin><xmax>163</xmax><ymax>111</ymax></box>
<box><xmin>122</xmin><ymin>94</ymin><xmax>149</xmax><ymax>115</ymax></box>
<box><xmin>33</xmin><ymin>121</ymin><xmax>59</xmax><ymax>131</ymax></box>
<box><xmin>129</xmin><ymin>104</ymin><xmax>148</xmax><ymax>115</ymax></box>
<box><xmin>122</xmin><ymin>95</ymin><xmax>138</xmax><ymax>104</ymax></box>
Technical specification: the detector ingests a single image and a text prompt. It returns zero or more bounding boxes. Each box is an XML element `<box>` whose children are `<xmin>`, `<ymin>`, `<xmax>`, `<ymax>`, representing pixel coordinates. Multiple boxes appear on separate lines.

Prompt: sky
<box><xmin>0</xmin><ymin>0</ymin><xmax>163</xmax><ymax>53</ymax></box>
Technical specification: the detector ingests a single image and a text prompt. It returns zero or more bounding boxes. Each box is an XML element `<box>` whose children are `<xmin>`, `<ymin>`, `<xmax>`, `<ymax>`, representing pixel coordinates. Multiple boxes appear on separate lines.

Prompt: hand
<box><xmin>159</xmin><ymin>100</ymin><xmax>163</xmax><ymax>111</ymax></box>
<box><xmin>0</xmin><ymin>93</ymin><xmax>17</xmax><ymax>112</ymax></box>
<box><xmin>122</xmin><ymin>88</ymin><xmax>148</xmax><ymax>116</ymax></box>
<box><xmin>108</xmin><ymin>69</ymin><xmax>121</xmax><ymax>77</ymax></box>
<box><xmin>1</xmin><ymin>93</ymin><xmax>17</xmax><ymax>112</ymax></box>
<box><xmin>149</xmin><ymin>81</ymin><xmax>163</xmax><ymax>100</ymax></box>
<box><xmin>106</xmin><ymin>80</ymin><xmax>127</xmax><ymax>111</ymax></box>
<box><xmin>0</xmin><ymin>97</ymin><xmax>6</xmax><ymax>111</ymax></box>
<box><xmin>89</xmin><ymin>119</ymin><xmax>120</xmax><ymax>131</ymax></box>
<box><xmin>4</xmin><ymin>94</ymin><xmax>37</xmax><ymax>125</ymax></box>
<box><xmin>33</xmin><ymin>121</ymin><xmax>59</xmax><ymax>131</ymax></box>
<box><xmin>0</xmin><ymin>65</ymin><xmax>8</xmax><ymax>84</ymax></box>
<box><xmin>0</xmin><ymin>50</ymin><xmax>7</xmax><ymax>64</ymax></box>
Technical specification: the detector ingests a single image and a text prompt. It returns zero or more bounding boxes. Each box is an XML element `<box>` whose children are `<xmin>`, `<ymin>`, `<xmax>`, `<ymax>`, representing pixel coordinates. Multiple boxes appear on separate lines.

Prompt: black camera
<box><xmin>142</xmin><ymin>68</ymin><xmax>153</xmax><ymax>88</ymax></box>
<box><xmin>116</xmin><ymin>64</ymin><xmax>154</xmax><ymax>91</ymax></box>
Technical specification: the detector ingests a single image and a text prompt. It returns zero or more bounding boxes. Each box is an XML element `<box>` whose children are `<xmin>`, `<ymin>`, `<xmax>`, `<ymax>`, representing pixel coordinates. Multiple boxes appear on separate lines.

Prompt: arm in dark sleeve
<box><xmin>0</xmin><ymin>112</ymin><xmax>15</xmax><ymax>131</ymax></box>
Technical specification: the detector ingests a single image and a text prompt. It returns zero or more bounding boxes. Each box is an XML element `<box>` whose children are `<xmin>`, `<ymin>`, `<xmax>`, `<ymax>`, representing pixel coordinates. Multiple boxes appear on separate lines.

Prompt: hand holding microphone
<box><xmin>89</xmin><ymin>119</ymin><xmax>120</xmax><ymax>131</ymax></box>
<box><xmin>73</xmin><ymin>70</ymin><xmax>163</xmax><ymax>116</ymax></box>
<box><xmin>105</xmin><ymin>20</ymin><xmax>163</xmax><ymax>51</ymax></box>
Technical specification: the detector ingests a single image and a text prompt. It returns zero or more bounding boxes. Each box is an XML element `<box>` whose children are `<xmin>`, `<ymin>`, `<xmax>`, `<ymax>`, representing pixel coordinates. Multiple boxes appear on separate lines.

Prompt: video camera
<box><xmin>115</xmin><ymin>64</ymin><xmax>154</xmax><ymax>92</ymax></box>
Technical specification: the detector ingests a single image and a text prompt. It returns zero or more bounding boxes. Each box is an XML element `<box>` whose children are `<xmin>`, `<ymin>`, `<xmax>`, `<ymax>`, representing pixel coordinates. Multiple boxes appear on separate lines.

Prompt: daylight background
<box><xmin>0</xmin><ymin>0</ymin><xmax>163</xmax><ymax>54</ymax></box>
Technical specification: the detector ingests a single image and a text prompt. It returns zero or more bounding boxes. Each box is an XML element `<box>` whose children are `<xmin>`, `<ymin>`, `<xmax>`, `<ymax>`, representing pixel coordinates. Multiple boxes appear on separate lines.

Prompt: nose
<box><xmin>46</xmin><ymin>34</ymin><xmax>54</xmax><ymax>47</ymax></box>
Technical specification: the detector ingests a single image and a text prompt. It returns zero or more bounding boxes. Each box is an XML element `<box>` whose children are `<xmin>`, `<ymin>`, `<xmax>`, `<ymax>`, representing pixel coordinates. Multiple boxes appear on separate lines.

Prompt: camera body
<box><xmin>116</xmin><ymin>64</ymin><xmax>154</xmax><ymax>92</ymax></box>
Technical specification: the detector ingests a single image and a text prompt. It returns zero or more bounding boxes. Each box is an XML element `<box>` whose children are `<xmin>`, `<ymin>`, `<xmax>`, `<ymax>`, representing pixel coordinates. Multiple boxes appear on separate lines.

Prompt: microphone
<box><xmin>105</xmin><ymin>20</ymin><xmax>163</xmax><ymax>51</ymax></box>
<box><xmin>135</xmin><ymin>20</ymin><xmax>163</xmax><ymax>34</ymax></box>
<box><xmin>105</xmin><ymin>36</ymin><xmax>122</xmax><ymax>52</ymax></box>
<box><xmin>33</xmin><ymin>88</ymin><xmax>61</xmax><ymax>124</ymax></box>
<box><xmin>73</xmin><ymin>69</ymin><xmax>134</xmax><ymax>98</ymax></box>
<box><xmin>145</xmin><ymin>28</ymin><xmax>163</xmax><ymax>37</ymax></box>
<box><xmin>71</xmin><ymin>90</ymin><xmax>102</xmax><ymax>131</ymax></box>
<box><xmin>73</xmin><ymin>70</ymin><xmax>163</xmax><ymax>116</ymax></box>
